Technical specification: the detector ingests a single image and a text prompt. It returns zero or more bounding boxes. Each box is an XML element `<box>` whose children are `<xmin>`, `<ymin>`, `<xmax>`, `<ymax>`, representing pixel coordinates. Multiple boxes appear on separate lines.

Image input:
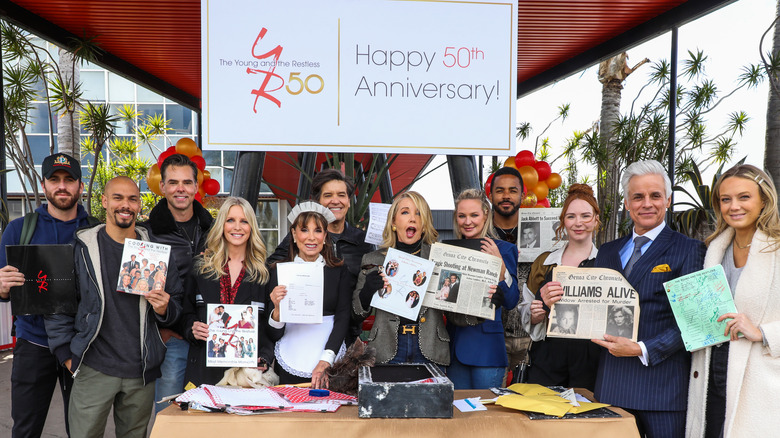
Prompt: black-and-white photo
<box><xmin>550</xmin><ymin>304</ymin><xmax>578</xmax><ymax>334</ymax></box>
<box><xmin>520</xmin><ymin>221</ymin><xmax>541</xmax><ymax>248</ymax></box>
<box><xmin>605</xmin><ymin>305</ymin><xmax>634</xmax><ymax>338</ymax></box>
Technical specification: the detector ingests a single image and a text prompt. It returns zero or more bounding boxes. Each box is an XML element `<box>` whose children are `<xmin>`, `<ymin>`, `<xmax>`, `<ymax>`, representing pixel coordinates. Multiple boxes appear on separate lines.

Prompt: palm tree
<box><xmin>762</xmin><ymin>8</ymin><xmax>780</xmax><ymax>192</ymax></box>
<box><xmin>596</xmin><ymin>52</ymin><xmax>649</xmax><ymax>242</ymax></box>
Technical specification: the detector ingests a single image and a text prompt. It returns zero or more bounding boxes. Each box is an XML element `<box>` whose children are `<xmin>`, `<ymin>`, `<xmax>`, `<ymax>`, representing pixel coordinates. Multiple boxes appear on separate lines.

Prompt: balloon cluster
<box><xmin>146</xmin><ymin>138</ymin><xmax>221</xmax><ymax>202</ymax></box>
<box><xmin>484</xmin><ymin>150</ymin><xmax>562</xmax><ymax>208</ymax></box>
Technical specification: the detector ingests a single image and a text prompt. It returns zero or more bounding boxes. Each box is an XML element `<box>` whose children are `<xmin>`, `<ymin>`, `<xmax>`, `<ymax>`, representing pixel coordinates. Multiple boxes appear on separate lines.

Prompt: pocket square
<box><xmin>651</xmin><ymin>264</ymin><xmax>671</xmax><ymax>273</ymax></box>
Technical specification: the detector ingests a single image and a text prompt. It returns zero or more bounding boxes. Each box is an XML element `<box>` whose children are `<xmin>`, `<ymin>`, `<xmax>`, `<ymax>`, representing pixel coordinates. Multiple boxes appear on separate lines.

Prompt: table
<box><xmin>151</xmin><ymin>390</ymin><xmax>640</xmax><ymax>438</ymax></box>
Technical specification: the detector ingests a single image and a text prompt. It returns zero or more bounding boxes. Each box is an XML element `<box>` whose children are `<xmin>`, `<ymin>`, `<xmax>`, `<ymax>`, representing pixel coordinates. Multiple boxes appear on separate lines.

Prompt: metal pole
<box><xmin>446</xmin><ymin>155</ymin><xmax>480</xmax><ymax>198</ymax></box>
<box><xmin>667</xmin><ymin>27</ymin><xmax>678</xmax><ymax>224</ymax></box>
<box><xmin>0</xmin><ymin>34</ymin><xmax>7</xmax><ymax>229</ymax></box>
<box><xmin>230</xmin><ymin>152</ymin><xmax>265</xmax><ymax>210</ymax></box>
<box><xmin>297</xmin><ymin>152</ymin><xmax>317</xmax><ymax>201</ymax></box>
<box><xmin>374</xmin><ymin>153</ymin><xmax>394</xmax><ymax>203</ymax></box>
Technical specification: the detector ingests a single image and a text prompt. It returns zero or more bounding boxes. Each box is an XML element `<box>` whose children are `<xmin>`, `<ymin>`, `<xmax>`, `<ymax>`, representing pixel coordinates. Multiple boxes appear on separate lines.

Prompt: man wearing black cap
<box><xmin>0</xmin><ymin>153</ymin><xmax>91</xmax><ymax>437</ymax></box>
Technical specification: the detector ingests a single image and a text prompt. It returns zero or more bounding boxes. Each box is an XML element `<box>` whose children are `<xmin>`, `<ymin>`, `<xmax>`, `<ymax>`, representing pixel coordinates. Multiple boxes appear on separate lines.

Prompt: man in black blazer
<box><xmin>446</xmin><ymin>273</ymin><xmax>460</xmax><ymax>303</ymax></box>
<box><xmin>590</xmin><ymin>160</ymin><xmax>705</xmax><ymax>438</ymax></box>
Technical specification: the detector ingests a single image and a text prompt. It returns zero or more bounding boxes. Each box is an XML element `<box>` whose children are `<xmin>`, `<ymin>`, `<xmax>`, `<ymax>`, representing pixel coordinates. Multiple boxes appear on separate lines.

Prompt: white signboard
<box><xmin>202</xmin><ymin>0</ymin><xmax>518</xmax><ymax>154</ymax></box>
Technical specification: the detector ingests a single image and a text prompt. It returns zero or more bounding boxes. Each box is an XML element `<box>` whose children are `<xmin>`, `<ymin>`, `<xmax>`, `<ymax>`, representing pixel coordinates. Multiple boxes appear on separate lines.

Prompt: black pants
<box><xmin>705</xmin><ymin>343</ymin><xmax>729</xmax><ymax>438</ymax></box>
<box><xmin>11</xmin><ymin>338</ymin><xmax>73</xmax><ymax>438</ymax></box>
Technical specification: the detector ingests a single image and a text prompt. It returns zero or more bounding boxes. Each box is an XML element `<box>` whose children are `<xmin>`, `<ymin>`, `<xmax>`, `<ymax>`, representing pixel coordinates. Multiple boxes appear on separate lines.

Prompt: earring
<box><xmin>392</xmin><ymin>225</ymin><xmax>397</xmax><ymax>231</ymax></box>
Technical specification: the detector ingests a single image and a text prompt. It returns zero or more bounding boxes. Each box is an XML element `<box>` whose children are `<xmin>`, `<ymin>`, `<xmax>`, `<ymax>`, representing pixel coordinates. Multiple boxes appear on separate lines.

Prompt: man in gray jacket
<box><xmin>45</xmin><ymin>176</ymin><xmax>182</xmax><ymax>437</ymax></box>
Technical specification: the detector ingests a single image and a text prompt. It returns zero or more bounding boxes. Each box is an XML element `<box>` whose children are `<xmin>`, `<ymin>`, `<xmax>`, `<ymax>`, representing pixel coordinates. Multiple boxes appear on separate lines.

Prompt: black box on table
<box><xmin>358</xmin><ymin>363</ymin><xmax>453</xmax><ymax>418</ymax></box>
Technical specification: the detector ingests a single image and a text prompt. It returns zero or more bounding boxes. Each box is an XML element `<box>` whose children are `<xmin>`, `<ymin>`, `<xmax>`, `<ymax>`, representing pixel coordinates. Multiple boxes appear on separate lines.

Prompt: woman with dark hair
<box><xmin>687</xmin><ymin>164</ymin><xmax>780</xmax><ymax>438</ymax></box>
<box><xmin>353</xmin><ymin>191</ymin><xmax>449</xmax><ymax>366</ymax></box>
<box><xmin>520</xmin><ymin>183</ymin><xmax>601</xmax><ymax>390</ymax></box>
<box><xmin>268</xmin><ymin>202</ymin><xmax>353</xmax><ymax>389</ymax></box>
<box><xmin>182</xmin><ymin>197</ymin><xmax>275</xmax><ymax>387</ymax></box>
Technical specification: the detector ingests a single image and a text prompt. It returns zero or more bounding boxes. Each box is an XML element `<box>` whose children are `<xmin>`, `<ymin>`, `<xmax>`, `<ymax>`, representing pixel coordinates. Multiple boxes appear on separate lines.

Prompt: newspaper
<box><xmin>365</xmin><ymin>202</ymin><xmax>391</xmax><ymax>246</ymax></box>
<box><xmin>518</xmin><ymin>208</ymin><xmax>565</xmax><ymax>262</ymax></box>
<box><xmin>206</xmin><ymin>303</ymin><xmax>260</xmax><ymax>367</ymax></box>
<box><xmin>117</xmin><ymin>239</ymin><xmax>171</xmax><ymax>295</ymax></box>
<box><xmin>369</xmin><ymin>247</ymin><xmax>435</xmax><ymax>320</ymax></box>
<box><xmin>422</xmin><ymin>242</ymin><xmax>502</xmax><ymax>320</ymax></box>
<box><xmin>546</xmin><ymin>266</ymin><xmax>640</xmax><ymax>341</ymax></box>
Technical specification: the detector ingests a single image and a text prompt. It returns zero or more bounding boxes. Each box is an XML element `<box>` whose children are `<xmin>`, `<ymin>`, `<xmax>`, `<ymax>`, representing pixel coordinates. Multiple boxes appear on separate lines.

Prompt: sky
<box><xmin>412</xmin><ymin>0</ymin><xmax>776</xmax><ymax>210</ymax></box>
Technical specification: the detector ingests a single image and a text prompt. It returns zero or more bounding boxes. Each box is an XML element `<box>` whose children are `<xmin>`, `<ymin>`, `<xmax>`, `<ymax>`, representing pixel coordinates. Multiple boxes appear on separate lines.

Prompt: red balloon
<box><xmin>202</xmin><ymin>178</ymin><xmax>221</xmax><ymax>196</ymax></box>
<box><xmin>191</xmin><ymin>155</ymin><xmax>206</xmax><ymax>171</ymax></box>
<box><xmin>534</xmin><ymin>161</ymin><xmax>552</xmax><ymax>181</ymax></box>
<box><xmin>156</xmin><ymin>146</ymin><xmax>178</xmax><ymax>168</ymax></box>
<box><xmin>514</xmin><ymin>150</ymin><xmax>535</xmax><ymax>168</ymax></box>
<box><xmin>536</xmin><ymin>198</ymin><xmax>551</xmax><ymax>208</ymax></box>
<box><xmin>484</xmin><ymin>173</ymin><xmax>495</xmax><ymax>194</ymax></box>
<box><xmin>194</xmin><ymin>193</ymin><xmax>202</xmax><ymax>203</ymax></box>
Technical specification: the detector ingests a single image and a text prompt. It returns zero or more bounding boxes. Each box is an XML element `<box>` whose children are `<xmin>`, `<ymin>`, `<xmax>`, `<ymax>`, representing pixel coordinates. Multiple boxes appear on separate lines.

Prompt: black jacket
<box><xmin>143</xmin><ymin>199</ymin><xmax>213</xmax><ymax>332</ymax></box>
<box><xmin>182</xmin><ymin>267</ymin><xmax>278</xmax><ymax>387</ymax></box>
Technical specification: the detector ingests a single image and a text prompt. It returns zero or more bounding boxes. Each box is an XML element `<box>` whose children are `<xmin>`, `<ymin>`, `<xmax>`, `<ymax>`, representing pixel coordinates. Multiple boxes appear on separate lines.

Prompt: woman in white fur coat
<box><xmin>686</xmin><ymin>164</ymin><xmax>780</xmax><ymax>438</ymax></box>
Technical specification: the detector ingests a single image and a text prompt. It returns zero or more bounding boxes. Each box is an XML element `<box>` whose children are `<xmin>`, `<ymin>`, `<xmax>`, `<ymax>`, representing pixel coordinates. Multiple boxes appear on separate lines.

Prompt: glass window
<box><xmin>222</xmin><ymin>169</ymin><xmax>233</xmax><ymax>193</ymax></box>
<box><xmin>260</xmin><ymin>230</ymin><xmax>279</xmax><ymax>253</ymax></box>
<box><xmin>223</xmin><ymin>151</ymin><xmax>237</xmax><ymax>165</ymax></box>
<box><xmin>26</xmin><ymin>103</ymin><xmax>52</xmax><ymax>134</ymax></box>
<box><xmin>81</xmin><ymin>71</ymin><xmax>106</xmax><ymax>101</ymax></box>
<box><xmin>256</xmin><ymin>200</ymin><xmax>278</xmax><ymax>229</ymax></box>
<box><xmin>108</xmin><ymin>72</ymin><xmax>135</xmax><ymax>102</ymax></box>
<box><xmin>110</xmin><ymin>105</ymin><xmax>135</xmax><ymax>135</ymax></box>
<box><xmin>137</xmin><ymin>104</ymin><xmax>164</xmax><ymax>123</ymax></box>
<box><xmin>7</xmin><ymin>199</ymin><xmax>24</xmax><ymax>222</ymax></box>
<box><xmin>166</xmin><ymin>104</ymin><xmax>193</xmax><ymax>134</ymax></box>
<box><xmin>203</xmin><ymin>150</ymin><xmax>221</xmax><ymax>165</ymax></box>
<box><xmin>138</xmin><ymin>137</ymin><xmax>165</xmax><ymax>162</ymax></box>
<box><xmin>137</xmin><ymin>85</ymin><xmax>163</xmax><ymax>103</ymax></box>
<box><xmin>27</xmin><ymin>135</ymin><xmax>51</xmax><ymax>163</ymax></box>
<box><xmin>5</xmin><ymin>171</ymin><xmax>24</xmax><ymax>194</ymax></box>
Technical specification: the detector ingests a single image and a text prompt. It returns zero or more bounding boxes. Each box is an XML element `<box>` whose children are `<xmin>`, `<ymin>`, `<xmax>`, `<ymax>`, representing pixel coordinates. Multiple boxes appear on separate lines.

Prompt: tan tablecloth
<box><xmin>151</xmin><ymin>389</ymin><xmax>640</xmax><ymax>438</ymax></box>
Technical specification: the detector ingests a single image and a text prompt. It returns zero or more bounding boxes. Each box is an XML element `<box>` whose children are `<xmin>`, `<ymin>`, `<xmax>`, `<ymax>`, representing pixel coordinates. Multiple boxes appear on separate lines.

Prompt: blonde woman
<box><xmin>687</xmin><ymin>165</ymin><xmax>780</xmax><ymax>438</ymax></box>
<box><xmin>182</xmin><ymin>197</ymin><xmax>275</xmax><ymax>387</ymax></box>
<box><xmin>353</xmin><ymin>192</ymin><xmax>448</xmax><ymax>365</ymax></box>
<box><xmin>447</xmin><ymin>189</ymin><xmax>518</xmax><ymax>389</ymax></box>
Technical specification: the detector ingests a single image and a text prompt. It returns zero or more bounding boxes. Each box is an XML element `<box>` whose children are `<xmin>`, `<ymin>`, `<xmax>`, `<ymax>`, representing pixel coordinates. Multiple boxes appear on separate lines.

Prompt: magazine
<box><xmin>206</xmin><ymin>303</ymin><xmax>260</xmax><ymax>367</ymax></box>
<box><xmin>117</xmin><ymin>238</ymin><xmax>171</xmax><ymax>295</ymax></box>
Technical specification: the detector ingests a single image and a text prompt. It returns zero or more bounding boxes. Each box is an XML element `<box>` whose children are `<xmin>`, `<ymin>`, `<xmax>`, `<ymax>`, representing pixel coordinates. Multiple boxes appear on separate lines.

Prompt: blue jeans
<box><xmin>154</xmin><ymin>337</ymin><xmax>189</xmax><ymax>413</ymax></box>
<box><xmin>388</xmin><ymin>332</ymin><xmax>428</xmax><ymax>364</ymax></box>
<box><xmin>446</xmin><ymin>355</ymin><xmax>504</xmax><ymax>389</ymax></box>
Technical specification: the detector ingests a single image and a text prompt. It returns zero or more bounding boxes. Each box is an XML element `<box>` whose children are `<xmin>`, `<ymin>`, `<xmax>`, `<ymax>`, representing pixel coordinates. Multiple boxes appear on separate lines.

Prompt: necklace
<box><xmin>496</xmin><ymin>225</ymin><xmax>518</xmax><ymax>243</ymax></box>
<box><xmin>733</xmin><ymin>237</ymin><xmax>751</xmax><ymax>249</ymax></box>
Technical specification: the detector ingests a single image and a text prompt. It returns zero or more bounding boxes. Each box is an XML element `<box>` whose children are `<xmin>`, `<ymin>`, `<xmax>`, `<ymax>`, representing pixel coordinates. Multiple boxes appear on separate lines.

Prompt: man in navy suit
<box><xmin>591</xmin><ymin>160</ymin><xmax>705</xmax><ymax>438</ymax></box>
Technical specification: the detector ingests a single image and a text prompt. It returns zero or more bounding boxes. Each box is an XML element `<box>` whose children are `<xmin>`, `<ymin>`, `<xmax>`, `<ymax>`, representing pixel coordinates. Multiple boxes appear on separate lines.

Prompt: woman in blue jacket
<box><xmin>447</xmin><ymin>189</ymin><xmax>520</xmax><ymax>389</ymax></box>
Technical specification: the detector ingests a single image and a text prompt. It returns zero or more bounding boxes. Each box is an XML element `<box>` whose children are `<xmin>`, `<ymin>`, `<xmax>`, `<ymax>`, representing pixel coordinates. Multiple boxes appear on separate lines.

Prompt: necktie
<box><xmin>624</xmin><ymin>236</ymin><xmax>650</xmax><ymax>278</ymax></box>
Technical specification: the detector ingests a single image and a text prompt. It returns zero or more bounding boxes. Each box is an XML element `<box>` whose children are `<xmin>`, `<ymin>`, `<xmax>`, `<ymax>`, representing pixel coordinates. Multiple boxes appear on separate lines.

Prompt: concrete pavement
<box><xmin>0</xmin><ymin>347</ymin><xmax>158</xmax><ymax>437</ymax></box>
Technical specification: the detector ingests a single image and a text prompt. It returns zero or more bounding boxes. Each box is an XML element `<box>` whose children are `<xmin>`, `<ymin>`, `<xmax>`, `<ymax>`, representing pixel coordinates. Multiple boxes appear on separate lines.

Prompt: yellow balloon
<box><xmin>503</xmin><ymin>156</ymin><xmax>518</xmax><ymax>169</ymax></box>
<box><xmin>547</xmin><ymin>173</ymin><xmax>562</xmax><ymax>190</ymax></box>
<box><xmin>518</xmin><ymin>165</ymin><xmax>539</xmax><ymax>190</ymax></box>
<box><xmin>197</xmin><ymin>169</ymin><xmax>204</xmax><ymax>187</ymax></box>
<box><xmin>147</xmin><ymin>164</ymin><xmax>162</xmax><ymax>196</ymax></box>
<box><xmin>202</xmin><ymin>169</ymin><xmax>211</xmax><ymax>180</ymax></box>
<box><xmin>175</xmin><ymin>138</ymin><xmax>200</xmax><ymax>157</ymax></box>
<box><xmin>533</xmin><ymin>181</ymin><xmax>549</xmax><ymax>200</ymax></box>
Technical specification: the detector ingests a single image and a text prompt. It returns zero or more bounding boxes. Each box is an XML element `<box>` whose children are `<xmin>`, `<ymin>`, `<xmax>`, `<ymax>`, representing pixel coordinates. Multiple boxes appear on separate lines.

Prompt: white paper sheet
<box><xmin>276</xmin><ymin>262</ymin><xmax>324</xmax><ymax>324</ymax></box>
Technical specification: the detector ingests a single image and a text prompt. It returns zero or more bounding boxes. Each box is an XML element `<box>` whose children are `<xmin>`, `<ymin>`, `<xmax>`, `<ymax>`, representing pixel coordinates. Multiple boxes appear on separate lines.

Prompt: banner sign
<box><xmin>202</xmin><ymin>0</ymin><xmax>518</xmax><ymax>154</ymax></box>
